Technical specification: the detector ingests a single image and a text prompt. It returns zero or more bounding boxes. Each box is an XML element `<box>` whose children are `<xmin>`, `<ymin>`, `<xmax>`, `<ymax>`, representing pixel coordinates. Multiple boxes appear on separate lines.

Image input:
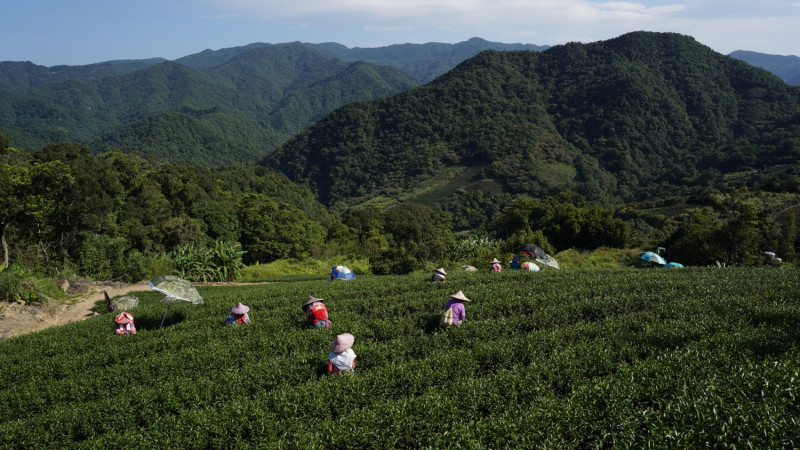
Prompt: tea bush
<box><xmin>1</xmin><ymin>268</ymin><xmax>798</xmax><ymax>447</ymax></box>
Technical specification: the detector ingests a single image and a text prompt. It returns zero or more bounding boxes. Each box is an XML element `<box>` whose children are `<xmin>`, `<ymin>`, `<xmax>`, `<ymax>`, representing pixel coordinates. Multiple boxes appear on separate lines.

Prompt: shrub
<box><xmin>449</xmin><ymin>236</ymin><xmax>501</xmax><ymax>261</ymax></box>
<box><xmin>78</xmin><ymin>233</ymin><xmax>127</xmax><ymax>280</ymax></box>
<box><xmin>501</xmin><ymin>228</ymin><xmax>555</xmax><ymax>255</ymax></box>
<box><xmin>1</xmin><ymin>268</ymin><xmax>799</xmax><ymax>447</ymax></box>
<box><xmin>0</xmin><ymin>265</ymin><xmax>50</xmax><ymax>304</ymax></box>
<box><xmin>141</xmin><ymin>253</ymin><xmax>175</xmax><ymax>280</ymax></box>
<box><xmin>369</xmin><ymin>247</ymin><xmax>422</xmax><ymax>275</ymax></box>
<box><xmin>237</xmin><ymin>255</ymin><xmax>369</xmax><ymax>281</ymax></box>
<box><xmin>171</xmin><ymin>241</ymin><xmax>245</xmax><ymax>282</ymax></box>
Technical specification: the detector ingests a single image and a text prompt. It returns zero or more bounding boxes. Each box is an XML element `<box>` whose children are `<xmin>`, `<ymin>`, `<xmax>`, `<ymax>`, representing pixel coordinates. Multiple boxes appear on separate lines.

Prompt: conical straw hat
<box><xmin>331</xmin><ymin>333</ymin><xmax>355</xmax><ymax>353</ymax></box>
<box><xmin>449</xmin><ymin>290</ymin><xmax>471</xmax><ymax>302</ymax></box>
<box><xmin>115</xmin><ymin>311</ymin><xmax>134</xmax><ymax>324</ymax></box>
<box><xmin>303</xmin><ymin>295</ymin><xmax>324</xmax><ymax>307</ymax></box>
<box><xmin>231</xmin><ymin>303</ymin><xmax>250</xmax><ymax>314</ymax></box>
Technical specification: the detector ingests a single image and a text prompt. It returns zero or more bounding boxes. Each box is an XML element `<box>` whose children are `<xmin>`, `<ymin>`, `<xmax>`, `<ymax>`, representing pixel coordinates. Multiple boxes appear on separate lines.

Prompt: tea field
<box><xmin>1</xmin><ymin>268</ymin><xmax>798</xmax><ymax>447</ymax></box>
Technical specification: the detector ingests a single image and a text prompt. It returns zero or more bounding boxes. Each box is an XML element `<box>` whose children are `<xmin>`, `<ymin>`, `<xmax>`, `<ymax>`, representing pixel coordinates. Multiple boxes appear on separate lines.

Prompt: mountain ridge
<box><xmin>262</xmin><ymin>31</ymin><xmax>800</xmax><ymax>207</ymax></box>
<box><xmin>728</xmin><ymin>50</ymin><xmax>800</xmax><ymax>85</ymax></box>
<box><xmin>0</xmin><ymin>44</ymin><xmax>419</xmax><ymax>161</ymax></box>
<box><xmin>1</xmin><ymin>34</ymin><xmax>798</xmax><ymax>173</ymax></box>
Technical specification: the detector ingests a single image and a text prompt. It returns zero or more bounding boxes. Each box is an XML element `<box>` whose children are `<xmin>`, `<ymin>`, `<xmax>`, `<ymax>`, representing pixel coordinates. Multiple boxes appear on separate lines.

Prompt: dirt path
<box><xmin>0</xmin><ymin>282</ymin><xmax>151</xmax><ymax>339</ymax></box>
<box><xmin>0</xmin><ymin>281</ymin><xmax>272</xmax><ymax>339</ymax></box>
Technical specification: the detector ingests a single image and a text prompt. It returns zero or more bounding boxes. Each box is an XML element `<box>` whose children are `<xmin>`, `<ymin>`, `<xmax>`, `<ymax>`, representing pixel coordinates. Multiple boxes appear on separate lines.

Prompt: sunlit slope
<box><xmin>1</xmin><ymin>268</ymin><xmax>798</xmax><ymax>447</ymax></box>
<box><xmin>265</xmin><ymin>31</ymin><xmax>800</xmax><ymax>207</ymax></box>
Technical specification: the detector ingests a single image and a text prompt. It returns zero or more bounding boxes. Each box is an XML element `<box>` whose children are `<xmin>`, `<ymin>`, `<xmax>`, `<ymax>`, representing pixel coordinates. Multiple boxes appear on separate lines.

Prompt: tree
<box><xmin>119</xmin><ymin>183</ymin><xmax>173</xmax><ymax>254</ymax></box>
<box><xmin>238</xmin><ymin>194</ymin><xmax>325</xmax><ymax>264</ymax></box>
<box><xmin>717</xmin><ymin>202</ymin><xmax>762</xmax><ymax>265</ymax></box>
<box><xmin>19</xmin><ymin>160</ymin><xmax>74</xmax><ymax>270</ymax></box>
<box><xmin>191</xmin><ymin>200</ymin><xmax>241</xmax><ymax>243</ymax></box>
<box><xmin>491</xmin><ymin>192</ymin><xmax>629</xmax><ymax>251</ymax></box>
<box><xmin>35</xmin><ymin>143</ymin><xmax>125</xmax><ymax>268</ymax></box>
<box><xmin>383</xmin><ymin>203</ymin><xmax>454</xmax><ymax>263</ymax></box>
<box><xmin>0</xmin><ymin>132</ymin><xmax>9</xmax><ymax>152</ymax></box>
<box><xmin>343</xmin><ymin>205</ymin><xmax>388</xmax><ymax>257</ymax></box>
<box><xmin>0</xmin><ymin>159</ymin><xmax>30</xmax><ymax>268</ymax></box>
<box><xmin>667</xmin><ymin>207</ymin><xmax>723</xmax><ymax>265</ymax></box>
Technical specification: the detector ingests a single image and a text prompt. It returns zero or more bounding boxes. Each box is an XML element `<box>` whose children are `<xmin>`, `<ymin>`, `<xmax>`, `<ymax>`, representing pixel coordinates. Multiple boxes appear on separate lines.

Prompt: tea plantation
<box><xmin>1</xmin><ymin>268</ymin><xmax>798</xmax><ymax>447</ymax></box>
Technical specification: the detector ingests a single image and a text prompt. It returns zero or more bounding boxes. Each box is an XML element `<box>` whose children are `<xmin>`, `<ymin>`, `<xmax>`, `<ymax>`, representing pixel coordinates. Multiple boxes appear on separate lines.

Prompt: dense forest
<box><xmin>0</xmin><ymin>138</ymin><xmax>330</xmax><ymax>281</ymax></box>
<box><xmin>264</xmin><ymin>32</ymin><xmax>800</xmax><ymax>209</ymax></box>
<box><xmin>0</xmin><ymin>38</ymin><xmax>549</xmax><ymax>164</ymax></box>
<box><xmin>303</xmin><ymin>37</ymin><xmax>548</xmax><ymax>82</ymax></box>
<box><xmin>2</xmin><ymin>129</ymin><xmax>797</xmax><ymax>290</ymax></box>
<box><xmin>2</xmin><ymin>36</ymin><xmax>792</xmax><ymax>167</ymax></box>
<box><xmin>2</xmin><ymin>32</ymin><xmax>800</xmax><ymax>293</ymax></box>
<box><xmin>0</xmin><ymin>44</ymin><xmax>419</xmax><ymax>162</ymax></box>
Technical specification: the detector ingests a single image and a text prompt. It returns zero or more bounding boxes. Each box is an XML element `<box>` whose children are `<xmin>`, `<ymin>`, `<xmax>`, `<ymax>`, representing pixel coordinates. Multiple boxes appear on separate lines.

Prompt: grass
<box><xmin>410</xmin><ymin>165</ymin><xmax>487</xmax><ymax>206</ymax></box>
<box><xmin>1</xmin><ymin>268</ymin><xmax>798</xmax><ymax>447</ymax></box>
<box><xmin>553</xmin><ymin>247</ymin><xmax>642</xmax><ymax>268</ymax></box>
<box><xmin>237</xmin><ymin>256</ymin><xmax>369</xmax><ymax>282</ymax></box>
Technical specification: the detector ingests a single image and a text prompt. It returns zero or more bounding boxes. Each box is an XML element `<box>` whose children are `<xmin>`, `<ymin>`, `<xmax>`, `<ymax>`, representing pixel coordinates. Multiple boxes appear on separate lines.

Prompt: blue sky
<box><xmin>2</xmin><ymin>0</ymin><xmax>799</xmax><ymax>66</ymax></box>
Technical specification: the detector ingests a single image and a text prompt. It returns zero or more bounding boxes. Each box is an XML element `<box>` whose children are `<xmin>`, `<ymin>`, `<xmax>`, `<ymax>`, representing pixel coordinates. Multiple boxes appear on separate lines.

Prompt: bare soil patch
<box><xmin>0</xmin><ymin>281</ymin><xmax>272</xmax><ymax>339</ymax></box>
<box><xmin>0</xmin><ymin>282</ymin><xmax>150</xmax><ymax>339</ymax></box>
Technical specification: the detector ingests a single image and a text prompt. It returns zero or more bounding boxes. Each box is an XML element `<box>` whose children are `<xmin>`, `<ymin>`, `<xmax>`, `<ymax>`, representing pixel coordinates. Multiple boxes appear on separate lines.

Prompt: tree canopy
<box><xmin>263</xmin><ymin>32</ymin><xmax>800</xmax><ymax>208</ymax></box>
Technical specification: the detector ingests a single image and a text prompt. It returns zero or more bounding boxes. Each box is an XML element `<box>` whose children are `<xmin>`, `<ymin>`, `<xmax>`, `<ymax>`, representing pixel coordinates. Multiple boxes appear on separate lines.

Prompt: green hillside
<box><xmin>305</xmin><ymin>37</ymin><xmax>549</xmax><ymax>82</ymax></box>
<box><xmin>0</xmin><ymin>44</ymin><xmax>419</xmax><ymax>163</ymax></box>
<box><xmin>1</xmin><ymin>269</ymin><xmax>798</xmax><ymax>446</ymax></box>
<box><xmin>0</xmin><ymin>58</ymin><xmax>166</xmax><ymax>90</ymax></box>
<box><xmin>730</xmin><ymin>50</ymin><xmax>800</xmax><ymax>85</ymax></box>
<box><xmin>89</xmin><ymin>108</ymin><xmax>276</xmax><ymax>165</ymax></box>
<box><xmin>263</xmin><ymin>31</ymin><xmax>800</xmax><ymax>207</ymax></box>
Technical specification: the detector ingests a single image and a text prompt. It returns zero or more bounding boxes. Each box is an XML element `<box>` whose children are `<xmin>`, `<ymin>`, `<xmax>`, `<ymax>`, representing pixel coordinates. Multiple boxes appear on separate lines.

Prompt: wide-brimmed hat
<box><xmin>303</xmin><ymin>295</ymin><xmax>324</xmax><ymax>308</ymax></box>
<box><xmin>449</xmin><ymin>290</ymin><xmax>471</xmax><ymax>302</ymax></box>
<box><xmin>331</xmin><ymin>333</ymin><xmax>355</xmax><ymax>353</ymax></box>
<box><xmin>491</xmin><ymin>258</ymin><xmax>501</xmax><ymax>264</ymax></box>
<box><xmin>115</xmin><ymin>311</ymin><xmax>134</xmax><ymax>324</ymax></box>
<box><xmin>434</xmin><ymin>268</ymin><xmax>447</xmax><ymax>276</ymax></box>
<box><xmin>231</xmin><ymin>303</ymin><xmax>250</xmax><ymax>314</ymax></box>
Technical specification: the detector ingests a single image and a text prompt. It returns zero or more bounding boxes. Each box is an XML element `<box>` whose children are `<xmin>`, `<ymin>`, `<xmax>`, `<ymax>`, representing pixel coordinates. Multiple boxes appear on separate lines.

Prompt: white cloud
<box><xmin>194</xmin><ymin>0</ymin><xmax>800</xmax><ymax>55</ymax></box>
<box><xmin>200</xmin><ymin>0</ymin><xmax>685</xmax><ymax>22</ymax></box>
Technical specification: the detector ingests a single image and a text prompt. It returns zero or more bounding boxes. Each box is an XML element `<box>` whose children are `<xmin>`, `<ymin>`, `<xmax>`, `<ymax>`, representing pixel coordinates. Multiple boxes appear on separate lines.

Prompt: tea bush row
<box><xmin>1</xmin><ymin>267</ymin><xmax>798</xmax><ymax>447</ymax></box>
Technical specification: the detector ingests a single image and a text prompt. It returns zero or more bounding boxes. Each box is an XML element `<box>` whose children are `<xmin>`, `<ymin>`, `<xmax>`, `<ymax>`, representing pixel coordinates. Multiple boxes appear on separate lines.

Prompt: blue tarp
<box><xmin>330</xmin><ymin>265</ymin><xmax>356</xmax><ymax>280</ymax></box>
<box><xmin>640</xmin><ymin>251</ymin><xmax>666</xmax><ymax>265</ymax></box>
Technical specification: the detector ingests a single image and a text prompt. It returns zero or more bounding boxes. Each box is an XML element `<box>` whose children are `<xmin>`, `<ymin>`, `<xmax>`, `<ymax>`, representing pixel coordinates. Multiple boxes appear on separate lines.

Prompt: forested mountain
<box><xmin>0</xmin><ymin>38</ymin><xmax>549</xmax><ymax>163</ymax></box>
<box><xmin>170</xmin><ymin>37</ymin><xmax>548</xmax><ymax>82</ymax></box>
<box><xmin>0</xmin><ymin>38</ymin><xmax>547</xmax><ymax>90</ymax></box>
<box><xmin>729</xmin><ymin>50</ymin><xmax>800</xmax><ymax>85</ymax></box>
<box><xmin>304</xmin><ymin>37</ymin><xmax>549</xmax><ymax>82</ymax></box>
<box><xmin>88</xmin><ymin>108</ymin><xmax>274</xmax><ymax>165</ymax></box>
<box><xmin>0</xmin><ymin>44</ymin><xmax>418</xmax><ymax>163</ymax></box>
<box><xmin>4</xmin><ymin>37</ymin><xmax>798</xmax><ymax>167</ymax></box>
<box><xmin>0</xmin><ymin>58</ymin><xmax>166</xmax><ymax>90</ymax></box>
<box><xmin>263</xmin><ymin>31</ymin><xmax>800</xmax><ymax>207</ymax></box>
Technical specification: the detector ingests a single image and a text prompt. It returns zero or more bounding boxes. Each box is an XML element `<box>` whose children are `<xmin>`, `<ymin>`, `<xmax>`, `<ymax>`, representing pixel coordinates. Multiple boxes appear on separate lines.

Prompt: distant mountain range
<box><xmin>0</xmin><ymin>35</ymin><xmax>797</xmax><ymax>171</ymax></box>
<box><xmin>0</xmin><ymin>43</ymin><xmax>420</xmax><ymax>164</ymax></box>
<box><xmin>0</xmin><ymin>38</ymin><xmax>549</xmax><ymax>162</ymax></box>
<box><xmin>262</xmin><ymin>32</ymin><xmax>800</xmax><ymax>207</ymax></box>
<box><xmin>727</xmin><ymin>50</ymin><xmax>800</xmax><ymax>85</ymax></box>
<box><xmin>302</xmin><ymin>37</ymin><xmax>549</xmax><ymax>83</ymax></box>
